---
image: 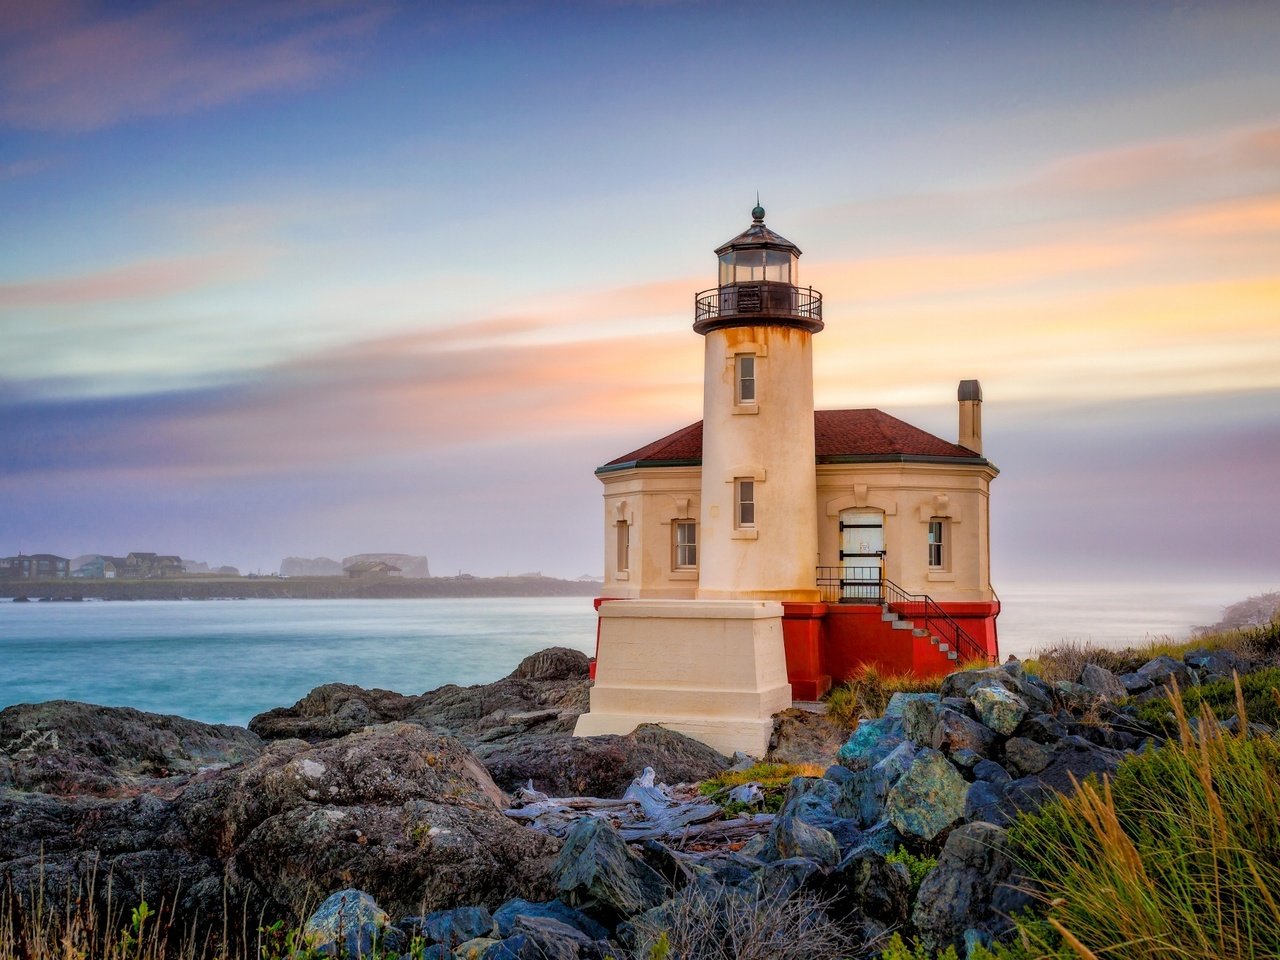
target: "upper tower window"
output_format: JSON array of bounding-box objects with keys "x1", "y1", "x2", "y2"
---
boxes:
[{"x1": 735, "y1": 354, "x2": 756, "y2": 404}]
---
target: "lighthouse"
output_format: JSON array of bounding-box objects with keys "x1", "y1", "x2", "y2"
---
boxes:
[{"x1": 695, "y1": 203, "x2": 822, "y2": 602}]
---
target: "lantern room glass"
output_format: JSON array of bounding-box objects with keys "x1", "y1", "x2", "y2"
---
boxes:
[{"x1": 718, "y1": 249, "x2": 798, "y2": 286}]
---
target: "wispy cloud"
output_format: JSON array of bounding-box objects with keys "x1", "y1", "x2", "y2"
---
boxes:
[
  {"x1": 0, "y1": 252, "x2": 258, "y2": 307},
  {"x1": 0, "y1": 0, "x2": 390, "y2": 132}
]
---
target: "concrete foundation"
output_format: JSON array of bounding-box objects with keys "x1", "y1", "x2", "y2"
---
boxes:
[{"x1": 573, "y1": 599, "x2": 793, "y2": 757}]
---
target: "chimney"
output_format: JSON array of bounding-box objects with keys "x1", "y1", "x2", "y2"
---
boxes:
[{"x1": 958, "y1": 379, "x2": 982, "y2": 454}]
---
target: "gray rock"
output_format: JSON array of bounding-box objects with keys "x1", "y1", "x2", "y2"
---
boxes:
[
  {"x1": 1183, "y1": 648, "x2": 1251, "y2": 678},
  {"x1": 403, "y1": 907, "x2": 496, "y2": 948},
  {"x1": 818, "y1": 847, "x2": 911, "y2": 931},
  {"x1": 1002, "y1": 737, "x2": 1053, "y2": 777},
  {"x1": 554, "y1": 818, "x2": 668, "y2": 924},
  {"x1": 884, "y1": 692, "x2": 940, "y2": 720},
  {"x1": 492, "y1": 900, "x2": 608, "y2": 941},
  {"x1": 1015, "y1": 713, "x2": 1067, "y2": 744},
  {"x1": 931, "y1": 708, "x2": 997, "y2": 757},
  {"x1": 913, "y1": 822, "x2": 1033, "y2": 953},
  {"x1": 835, "y1": 741, "x2": 917, "y2": 827},
  {"x1": 303, "y1": 889, "x2": 393, "y2": 957},
  {"x1": 1005, "y1": 738, "x2": 1126, "y2": 813},
  {"x1": 902, "y1": 698, "x2": 942, "y2": 745},
  {"x1": 1135, "y1": 656, "x2": 1195, "y2": 693},
  {"x1": 971, "y1": 759, "x2": 1011, "y2": 786},
  {"x1": 837, "y1": 717, "x2": 905, "y2": 771},
  {"x1": 963, "y1": 781, "x2": 1008, "y2": 826},
  {"x1": 886, "y1": 749, "x2": 969, "y2": 841},
  {"x1": 771, "y1": 813, "x2": 841, "y2": 867},
  {"x1": 940, "y1": 667, "x2": 1053, "y2": 715},
  {"x1": 1080, "y1": 664, "x2": 1128, "y2": 702},
  {"x1": 507, "y1": 915, "x2": 612, "y2": 960},
  {"x1": 1119, "y1": 672, "x2": 1152, "y2": 693},
  {"x1": 968, "y1": 685, "x2": 1027, "y2": 737}
]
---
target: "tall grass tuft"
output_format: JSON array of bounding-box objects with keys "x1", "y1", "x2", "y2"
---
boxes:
[
  {"x1": 1007, "y1": 674, "x2": 1280, "y2": 959},
  {"x1": 825, "y1": 665, "x2": 944, "y2": 726}
]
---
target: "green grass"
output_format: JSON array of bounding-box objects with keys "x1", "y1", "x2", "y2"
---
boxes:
[
  {"x1": 1134, "y1": 666, "x2": 1280, "y2": 732},
  {"x1": 696, "y1": 762, "x2": 824, "y2": 814},
  {"x1": 1003, "y1": 678, "x2": 1280, "y2": 959}
]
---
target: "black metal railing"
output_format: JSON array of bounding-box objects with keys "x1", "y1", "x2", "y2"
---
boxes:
[
  {"x1": 814, "y1": 566, "x2": 993, "y2": 665},
  {"x1": 816, "y1": 565, "x2": 882, "y2": 604},
  {"x1": 694, "y1": 282, "x2": 822, "y2": 329},
  {"x1": 881, "y1": 578, "x2": 991, "y2": 665}
]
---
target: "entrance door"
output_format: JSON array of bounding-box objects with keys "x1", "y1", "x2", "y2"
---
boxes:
[{"x1": 839, "y1": 509, "x2": 884, "y2": 602}]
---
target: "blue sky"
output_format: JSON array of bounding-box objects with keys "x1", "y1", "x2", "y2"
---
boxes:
[{"x1": 1, "y1": 0, "x2": 1278, "y2": 582}]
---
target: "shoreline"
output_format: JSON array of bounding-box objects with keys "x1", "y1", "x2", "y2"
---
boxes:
[{"x1": 0, "y1": 574, "x2": 602, "y2": 602}]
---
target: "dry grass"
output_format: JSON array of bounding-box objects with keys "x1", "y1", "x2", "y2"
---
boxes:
[
  {"x1": 1023, "y1": 625, "x2": 1267, "y2": 684},
  {"x1": 628, "y1": 882, "x2": 861, "y2": 960},
  {"x1": 1006, "y1": 674, "x2": 1280, "y2": 959},
  {"x1": 824, "y1": 665, "x2": 945, "y2": 726}
]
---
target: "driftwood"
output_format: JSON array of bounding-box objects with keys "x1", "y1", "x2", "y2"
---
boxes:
[{"x1": 504, "y1": 766, "x2": 774, "y2": 850}]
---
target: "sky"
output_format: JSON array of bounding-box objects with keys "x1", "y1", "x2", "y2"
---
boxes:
[{"x1": 1, "y1": 0, "x2": 1278, "y2": 585}]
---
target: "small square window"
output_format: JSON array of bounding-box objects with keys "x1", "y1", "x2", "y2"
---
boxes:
[
  {"x1": 736, "y1": 479, "x2": 755, "y2": 528},
  {"x1": 673, "y1": 520, "x2": 697, "y2": 569},
  {"x1": 735, "y1": 354, "x2": 756, "y2": 404}
]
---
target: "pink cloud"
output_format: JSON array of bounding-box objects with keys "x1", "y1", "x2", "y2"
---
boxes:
[
  {"x1": 0, "y1": 252, "x2": 255, "y2": 306},
  {"x1": 0, "y1": 0, "x2": 390, "y2": 132}
]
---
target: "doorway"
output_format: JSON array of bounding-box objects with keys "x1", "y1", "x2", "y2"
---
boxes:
[{"x1": 839, "y1": 509, "x2": 884, "y2": 602}]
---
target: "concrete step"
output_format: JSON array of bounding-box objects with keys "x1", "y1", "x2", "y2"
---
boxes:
[
  {"x1": 891, "y1": 619, "x2": 915, "y2": 631},
  {"x1": 937, "y1": 643, "x2": 950, "y2": 652},
  {"x1": 912, "y1": 628, "x2": 929, "y2": 637},
  {"x1": 948, "y1": 650, "x2": 958, "y2": 660},
  {"x1": 881, "y1": 611, "x2": 898, "y2": 622}
]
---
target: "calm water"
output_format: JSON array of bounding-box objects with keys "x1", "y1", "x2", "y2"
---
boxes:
[{"x1": 0, "y1": 583, "x2": 1269, "y2": 726}]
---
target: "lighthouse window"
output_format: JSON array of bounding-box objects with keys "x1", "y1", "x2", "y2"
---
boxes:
[
  {"x1": 764, "y1": 249, "x2": 792, "y2": 283},
  {"x1": 616, "y1": 521, "x2": 630, "y2": 573},
  {"x1": 928, "y1": 519, "x2": 946, "y2": 568},
  {"x1": 674, "y1": 521, "x2": 697, "y2": 569},
  {"x1": 735, "y1": 354, "x2": 756, "y2": 404},
  {"x1": 735, "y1": 479, "x2": 755, "y2": 528}
]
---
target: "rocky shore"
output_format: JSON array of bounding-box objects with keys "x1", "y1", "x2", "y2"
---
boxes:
[{"x1": 0, "y1": 642, "x2": 1267, "y2": 958}]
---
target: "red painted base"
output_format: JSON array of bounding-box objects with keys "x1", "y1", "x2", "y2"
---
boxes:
[{"x1": 591, "y1": 596, "x2": 999, "y2": 700}]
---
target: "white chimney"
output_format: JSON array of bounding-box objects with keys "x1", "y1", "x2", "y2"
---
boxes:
[{"x1": 958, "y1": 379, "x2": 982, "y2": 454}]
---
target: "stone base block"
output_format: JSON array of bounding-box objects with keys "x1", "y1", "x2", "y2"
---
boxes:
[{"x1": 572, "y1": 599, "x2": 793, "y2": 757}]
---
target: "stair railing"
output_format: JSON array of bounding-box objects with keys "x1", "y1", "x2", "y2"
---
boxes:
[{"x1": 881, "y1": 578, "x2": 993, "y2": 665}]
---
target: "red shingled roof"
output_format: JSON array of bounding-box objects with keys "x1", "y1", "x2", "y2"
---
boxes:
[{"x1": 600, "y1": 409, "x2": 982, "y2": 471}]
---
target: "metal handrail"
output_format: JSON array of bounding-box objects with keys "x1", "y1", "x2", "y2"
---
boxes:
[
  {"x1": 694, "y1": 282, "x2": 822, "y2": 327},
  {"x1": 881, "y1": 578, "x2": 991, "y2": 665},
  {"x1": 813, "y1": 566, "x2": 993, "y2": 664}
]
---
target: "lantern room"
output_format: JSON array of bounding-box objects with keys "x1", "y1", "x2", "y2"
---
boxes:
[{"x1": 694, "y1": 203, "x2": 822, "y2": 334}]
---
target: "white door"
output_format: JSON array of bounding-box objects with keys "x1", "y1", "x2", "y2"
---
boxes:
[{"x1": 839, "y1": 509, "x2": 884, "y2": 602}]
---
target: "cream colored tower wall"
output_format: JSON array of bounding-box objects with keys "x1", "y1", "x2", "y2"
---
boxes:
[
  {"x1": 697, "y1": 326, "x2": 820, "y2": 601},
  {"x1": 600, "y1": 467, "x2": 701, "y2": 599},
  {"x1": 815, "y1": 462, "x2": 996, "y2": 603}
]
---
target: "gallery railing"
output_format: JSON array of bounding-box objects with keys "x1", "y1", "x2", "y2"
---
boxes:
[{"x1": 694, "y1": 283, "x2": 822, "y2": 330}]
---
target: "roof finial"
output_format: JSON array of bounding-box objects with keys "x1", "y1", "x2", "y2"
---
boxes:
[{"x1": 751, "y1": 193, "x2": 765, "y2": 222}]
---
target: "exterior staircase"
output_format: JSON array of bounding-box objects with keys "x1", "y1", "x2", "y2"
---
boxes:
[{"x1": 881, "y1": 603, "x2": 958, "y2": 662}]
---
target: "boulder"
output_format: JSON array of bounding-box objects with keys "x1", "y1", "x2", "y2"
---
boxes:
[
  {"x1": 248, "y1": 684, "x2": 414, "y2": 742},
  {"x1": 968, "y1": 685, "x2": 1027, "y2": 736},
  {"x1": 963, "y1": 780, "x2": 1009, "y2": 826},
  {"x1": 0, "y1": 700, "x2": 262, "y2": 795},
  {"x1": 553, "y1": 818, "x2": 668, "y2": 925},
  {"x1": 1118, "y1": 672, "x2": 1152, "y2": 694},
  {"x1": 303, "y1": 889, "x2": 404, "y2": 958},
  {"x1": 902, "y1": 698, "x2": 942, "y2": 746},
  {"x1": 770, "y1": 813, "x2": 840, "y2": 867},
  {"x1": 482, "y1": 724, "x2": 728, "y2": 798},
  {"x1": 837, "y1": 717, "x2": 905, "y2": 771},
  {"x1": 931, "y1": 708, "x2": 997, "y2": 756},
  {"x1": 177, "y1": 723, "x2": 561, "y2": 916},
  {"x1": 885, "y1": 749, "x2": 969, "y2": 841},
  {"x1": 912, "y1": 822, "x2": 1032, "y2": 952},
  {"x1": 1015, "y1": 712, "x2": 1067, "y2": 744},
  {"x1": 835, "y1": 741, "x2": 917, "y2": 828},
  {"x1": 971, "y1": 759, "x2": 1011, "y2": 786},
  {"x1": 1135, "y1": 656, "x2": 1195, "y2": 693},
  {"x1": 767, "y1": 707, "x2": 847, "y2": 766},
  {"x1": 492, "y1": 900, "x2": 609, "y2": 941},
  {"x1": 883, "y1": 692, "x2": 941, "y2": 719},
  {"x1": 1079, "y1": 664, "x2": 1128, "y2": 702},
  {"x1": 1183, "y1": 648, "x2": 1251, "y2": 680},
  {"x1": 401, "y1": 906, "x2": 496, "y2": 948},
  {"x1": 818, "y1": 847, "x2": 911, "y2": 932},
  {"x1": 940, "y1": 667, "x2": 1053, "y2": 715},
  {"x1": 1005, "y1": 737, "x2": 1126, "y2": 814},
  {"x1": 1002, "y1": 736, "x2": 1053, "y2": 777}
]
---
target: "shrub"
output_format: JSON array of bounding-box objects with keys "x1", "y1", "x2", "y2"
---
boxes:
[
  {"x1": 885, "y1": 847, "x2": 937, "y2": 898},
  {"x1": 627, "y1": 883, "x2": 857, "y2": 960},
  {"x1": 1134, "y1": 666, "x2": 1280, "y2": 731},
  {"x1": 824, "y1": 665, "x2": 943, "y2": 725},
  {"x1": 1006, "y1": 677, "x2": 1280, "y2": 959}
]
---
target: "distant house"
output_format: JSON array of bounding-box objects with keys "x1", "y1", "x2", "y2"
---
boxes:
[
  {"x1": 0, "y1": 554, "x2": 70, "y2": 580},
  {"x1": 121, "y1": 552, "x2": 185, "y2": 578},
  {"x1": 344, "y1": 560, "x2": 402, "y2": 579}
]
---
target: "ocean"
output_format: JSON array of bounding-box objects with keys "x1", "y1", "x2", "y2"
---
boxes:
[{"x1": 0, "y1": 583, "x2": 1268, "y2": 727}]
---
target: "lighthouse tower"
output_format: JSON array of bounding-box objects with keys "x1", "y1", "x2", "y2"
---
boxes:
[{"x1": 695, "y1": 204, "x2": 822, "y2": 602}]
